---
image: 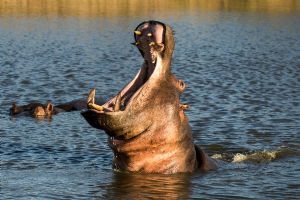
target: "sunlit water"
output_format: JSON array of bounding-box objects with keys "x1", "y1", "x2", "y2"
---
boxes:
[{"x1": 1, "y1": 1, "x2": 300, "y2": 199}]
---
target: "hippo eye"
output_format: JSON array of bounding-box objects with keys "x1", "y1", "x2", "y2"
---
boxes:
[{"x1": 147, "y1": 33, "x2": 152, "y2": 37}]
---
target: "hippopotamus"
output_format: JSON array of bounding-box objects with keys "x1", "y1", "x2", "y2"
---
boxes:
[
  {"x1": 10, "y1": 102, "x2": 60, "y2": 118},
  {"x1": 81, "y1": 20, "x2": 218, "y2": 174},
  {"x1": 10, "y1": 97, "x2": 104, "y2": 119}
]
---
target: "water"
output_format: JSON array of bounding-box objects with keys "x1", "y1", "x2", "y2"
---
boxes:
[{"x1": 1, "y1": 1, "x2": 300, "y2": 199}]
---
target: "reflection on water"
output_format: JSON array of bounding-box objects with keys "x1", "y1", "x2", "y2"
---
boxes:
[
  {"x1": 102, "y1": 172, "x2": 191, "y2": 199},
  {"x1": 1, "y1": 0, "x2": 300, "y2": 199},
  {"x1": 0, "y1": 0, "x2": 299, "y2": 18}
]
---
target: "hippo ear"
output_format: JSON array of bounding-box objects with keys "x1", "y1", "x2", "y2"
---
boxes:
[
  {"x1": 11, "y1": 103, "x2": 17, "y2": 111},
  {"x1": 46, "y1": 103, "x2": 54, "y2": 113},
  {"x1": 12, "y1": 102, "x2": 17, "y2": 108},
  {"x1": 10, "y1": 103, "x2": 18, "y2": 115}
]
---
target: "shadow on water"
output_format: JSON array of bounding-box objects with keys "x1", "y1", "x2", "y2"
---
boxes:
[{"x1": 99, "y1": 172, "x2": 192, "y2": 199}]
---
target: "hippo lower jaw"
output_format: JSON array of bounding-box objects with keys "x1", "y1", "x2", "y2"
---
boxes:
[{"x1": 81, "y1": 54, "x2": 163, "y2": 140}]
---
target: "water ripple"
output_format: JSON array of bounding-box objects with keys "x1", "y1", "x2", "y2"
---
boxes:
[{"x1": 1, "y1": 9, "x2": 299, "y2": 200}]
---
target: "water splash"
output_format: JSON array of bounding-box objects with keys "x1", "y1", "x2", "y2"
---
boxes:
[
  {"x1": 232, "y1": 151, "x2": 277, "y2": 163},
  {"x1": 211, "y1": 147, "x2": 298, "y2": 164}
]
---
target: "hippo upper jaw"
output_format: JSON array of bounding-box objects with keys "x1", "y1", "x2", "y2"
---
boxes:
[
  {"x1": 81, "y1": 21, "x2": 174, "y2": 139},
  {"x1": 81, "y1": 20, "x2": 176, "y2": 141}
]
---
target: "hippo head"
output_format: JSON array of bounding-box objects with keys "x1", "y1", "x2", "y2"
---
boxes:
[
  {"x1": 10, "y1": 102, "x2": 55, "y2": 119},
  {"x1": 81, "y1": 20, "x2": 186, "y2": 140}
]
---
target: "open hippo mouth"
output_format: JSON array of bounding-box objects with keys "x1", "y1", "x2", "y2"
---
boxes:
[
  {"x1": 81, "y1": 20, "x2": 177, "y2": 140},
  {"x1": 88, "y1": 21, "x2": 167, "y2": 113},
  {"x1": 133, "y1": 21, "x2": 166, "y2": 66}
]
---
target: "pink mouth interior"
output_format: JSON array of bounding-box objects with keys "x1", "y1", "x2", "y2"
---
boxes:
[{"x1": 96, "y1": 23, "x2": 165, "y2": 112}]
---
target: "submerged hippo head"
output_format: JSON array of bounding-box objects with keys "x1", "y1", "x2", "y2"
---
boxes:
[
  {"x1": 10, "y1": 102, "x2": 55, "y2": 119},
  {"x1": 9, "y1": 98, "x2": 95, "y2": 120},
  {"x1": 82, "y1": 21, "x2": 217, "y2": 173}
]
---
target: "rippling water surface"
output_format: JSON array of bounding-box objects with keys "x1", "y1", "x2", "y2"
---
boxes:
[{"x1": 1, "y1": 1, "x2": 299, "y2": 199}]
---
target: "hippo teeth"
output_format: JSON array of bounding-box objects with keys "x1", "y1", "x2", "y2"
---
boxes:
[
  {"x1": 151, "y1": 55, "x2": 155, "y2": 63},
  {"x1": 151, "y1": 53, "x2": 155, "y2": 63},
  {"x1": 87, "y1": 88, "x2": 104, "y2": 111},
  {"x1": 113, "y1": 92, "x2": 122, "y2": 112},
  {"x1": 88, "y1": 103, "x2": 104, "y2": 111},
  {"x1": 87, "y1": 88, "x2": 96, "y2": 104},
  {"x1": 150, "y1": 48, "x2": 156, "y2": 63}
]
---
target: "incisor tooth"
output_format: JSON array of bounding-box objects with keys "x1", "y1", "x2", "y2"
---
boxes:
[
  {"x1": 147, "y1": 33, "x2": 152, "y2": 37},
  {"x1": 134, "y1": 31, "x2": 142, "y2": 35}
]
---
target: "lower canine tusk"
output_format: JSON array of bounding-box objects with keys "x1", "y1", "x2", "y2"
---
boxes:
[
  {"x1": 114, "y1": 92, "x2": 122, "y2": 112},
  {"x1": 88, "y1": 103, "x2": 104, "y2": 111}
]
